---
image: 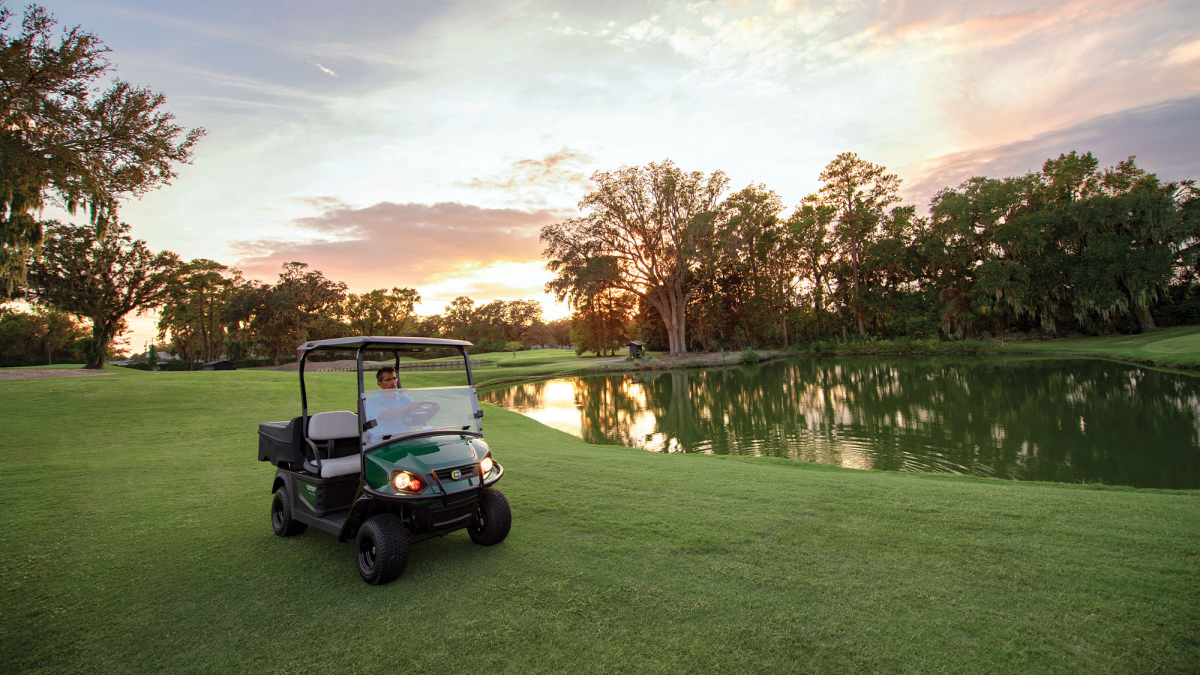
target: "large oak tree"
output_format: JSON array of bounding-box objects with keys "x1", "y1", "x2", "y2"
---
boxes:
[
  {"x1": 542, "y1": 160, "x2": 729, "y2": 355},
  {"x1": 26, "y1": 221, "x2": 179, "y2": 368}
]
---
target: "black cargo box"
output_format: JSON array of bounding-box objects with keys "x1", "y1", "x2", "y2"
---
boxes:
[{"x1": 258, "y1": 417, "x2": 305, "y2": 467}]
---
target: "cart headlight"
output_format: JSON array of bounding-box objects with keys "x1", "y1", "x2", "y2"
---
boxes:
[
  {"x1": 480, "y1": 457, "x2": 494, "y2": 474},
  {"x1": 392, "y1": 471, "x2": 425, "y2": 493}
]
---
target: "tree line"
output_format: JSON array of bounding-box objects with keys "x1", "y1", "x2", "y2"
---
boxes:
[
  {"x1": 543, "y1": 153, "x2": 1200, "y2": 355},
  {"x1": 7, "y1": 222, "x2": 569, "y2": 368}
]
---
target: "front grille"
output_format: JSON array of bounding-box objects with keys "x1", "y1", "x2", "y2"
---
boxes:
[{"x1": 434, "y1": 464, "x2": 478, "y2": 481}]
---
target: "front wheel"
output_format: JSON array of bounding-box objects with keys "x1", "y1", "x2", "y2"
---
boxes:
[
  {"x1": 468, "y1": 488, "x2": 512, "y2": 546},
  {"x1": 356, "y1": 514, "x2": 409, "y2": 585},
  {"x1": 271, "y1": 486, "x2": 307, "y2": 537}
]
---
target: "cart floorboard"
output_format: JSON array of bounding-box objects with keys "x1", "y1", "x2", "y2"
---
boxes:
[{"x1": 296, "y1": 508, "x2": 349, "y2": 535}]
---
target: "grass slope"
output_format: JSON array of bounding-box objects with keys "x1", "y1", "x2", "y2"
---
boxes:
[
  {"x1": 466, "y1": 348, "x2": 591, "y2": 365},
  {"x1": 1, "y1": 370, "x2": 1197, "y2": 672},
  {"x1": 1001, "y1": 325, "x2": 1200, "y2": 368}
]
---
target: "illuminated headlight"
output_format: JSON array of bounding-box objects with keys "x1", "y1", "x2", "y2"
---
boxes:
[
  {"x1": 391, "y1": 471, "x2": 425, "y2": 493},
  {"x1": 480, "y1": 457, "x2": 494, "y2": 474}
]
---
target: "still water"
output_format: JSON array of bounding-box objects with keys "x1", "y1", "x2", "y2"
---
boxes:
[{"x1": 481, "y1": 357, "x2": 1200, "y2": 489}]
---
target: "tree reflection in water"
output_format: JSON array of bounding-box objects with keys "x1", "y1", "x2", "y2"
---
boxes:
[{"x1": 481, "y1": 357, "x2": 1200, "y2": 488}]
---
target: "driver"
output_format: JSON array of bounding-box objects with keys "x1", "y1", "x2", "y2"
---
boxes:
[{"x1": 364, "y1": 367, "x2": 422, "y2": 440}]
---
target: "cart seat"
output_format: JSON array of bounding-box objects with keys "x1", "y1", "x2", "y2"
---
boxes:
[
  {"x1": 308, "y1": 411, "x2": 359, "y2": 440},
  {"x1": 305, "y1": 411, "x2": 361, "y2": 478},
  {"x1": 305, "y1": 455, "x2": 361, "y2": 478}
]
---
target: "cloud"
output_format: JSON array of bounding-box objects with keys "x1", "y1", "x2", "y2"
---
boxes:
[
  {"x1": 311, "y1": 61, "x2": 338, "y2": 77},
  {"x1": 231, "y1": 201, "x2": 566, "y2": 292},
  {"x1": 901, "y1": 95, "x2": 1200, "y2": 208},
  {"x1": 864, "y1": 0, "x2": 1151, "y2": 54},
  {"x1": 460, "y1": 149, "x2": 594, "y2": 191},
  {"x1": 1166, "y1": 38, "x2": 1200, "y2": 66},
  {"x1": 457, "y1": 149, "x2": 595, "y2": 207}
]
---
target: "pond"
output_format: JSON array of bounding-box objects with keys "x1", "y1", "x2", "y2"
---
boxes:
[{"x1": 481, "y1": 357, "x2": 1200, "y2": 489}]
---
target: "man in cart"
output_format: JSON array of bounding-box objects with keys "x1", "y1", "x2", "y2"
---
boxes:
[{"x1": 365, "y1": 366, "x2": 423, "y2": 441}]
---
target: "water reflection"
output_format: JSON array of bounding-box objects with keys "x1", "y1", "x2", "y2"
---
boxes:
[{"x1": 481, "y1": 358, "x2": 1200, "y2": 489}]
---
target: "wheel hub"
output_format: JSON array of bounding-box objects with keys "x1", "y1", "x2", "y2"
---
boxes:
[{"x1": 359, "y1": 539, "x2": 376, "y2": 570}]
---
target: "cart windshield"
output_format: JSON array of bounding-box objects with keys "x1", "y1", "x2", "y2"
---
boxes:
[{"x1": 361, "y1": 385, "x2": 482, "y2": 444}]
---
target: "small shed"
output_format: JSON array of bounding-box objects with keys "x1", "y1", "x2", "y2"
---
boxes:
[
  {"x1": 627, "y1": 341, "x2": 646, "y2": 359},
  {"x1": 203, "y1": 359, "x2": 237, "y2": 371}
]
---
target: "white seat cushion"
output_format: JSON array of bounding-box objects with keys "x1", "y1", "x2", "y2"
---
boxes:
[
  {"x1": 305, "y1": 455, "x2": 361, "y2": 478},
  {"x1": 308, "y1": 411, "x2": 358, "y2": 440}
]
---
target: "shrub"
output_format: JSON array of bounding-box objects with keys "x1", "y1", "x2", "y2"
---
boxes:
[{"x1": 739, "y1": 349, "x2": 761, "y2": 364}]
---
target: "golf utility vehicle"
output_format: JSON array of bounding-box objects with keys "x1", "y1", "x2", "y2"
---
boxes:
[{"x1": 257, "y1": 337, "x2": 510, "y2": 585}]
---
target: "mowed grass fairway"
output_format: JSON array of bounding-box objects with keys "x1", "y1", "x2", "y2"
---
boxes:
[
  {"x1": 1002, "y1": 325, "x2": 1200, "y2": 368},
  {"x1": 1, "y1": 368, "x2": 1198, "y2": 672}
]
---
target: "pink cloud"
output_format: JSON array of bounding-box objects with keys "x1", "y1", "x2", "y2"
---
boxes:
[
  {"x1": 231, "y1": 201, "x2": 565, "y2": 290},
  {"x1": 899, "y1": 95, "x2": 1200, "y2": 209},
  {"x1": 864, "y1": 0, "x2": 1151, "y2": 53}
]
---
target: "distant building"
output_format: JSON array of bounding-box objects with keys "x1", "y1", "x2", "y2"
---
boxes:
[
  {"x1": 627, "y1": 341, "x2": 646, "y2": 359},
  {"x1": 203, "y1": 359, "x2": 237, "y2": 371}
]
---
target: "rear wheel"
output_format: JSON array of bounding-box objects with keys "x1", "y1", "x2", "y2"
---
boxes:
[
  {"x1": 469, "y1": 488, "x2": 511, "y2": 546},
  {"x1": 271, "y1": 486, "x2": 307, "y2": 537},
  {"x1": 356, "y1": 514, "x2": 409, "y2": 585}
]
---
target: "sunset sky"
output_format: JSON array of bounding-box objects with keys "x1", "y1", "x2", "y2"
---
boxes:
[{"x1": 27, "y1": 0, "x2": 1200, "y2": 350}]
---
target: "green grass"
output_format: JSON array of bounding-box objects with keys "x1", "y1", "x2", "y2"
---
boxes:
[
  {"x1": 1, "y1": 369, "x2": 1197, "y2": 672},
  {"x1": 1001, "y1": 325, "x2": 1200, "y2": 368},
  {"x1": 467, "y1": 348, "x2": 585, "y2": 364},
  {"x1": 0, "y1": 363, "x2": 89, "y2": 370},
  {"x1": 400, "y1": 348, "x2": 587, "y2": 366}
]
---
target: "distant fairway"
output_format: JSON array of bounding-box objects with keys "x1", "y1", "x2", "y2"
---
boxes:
[{"x1": 1002, "y1": 325, "x2": 1200, "y2": 368}]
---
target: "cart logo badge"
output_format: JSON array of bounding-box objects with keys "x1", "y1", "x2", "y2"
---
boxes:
[{"x1": 451, "y1": 469, "x2": 462, "y2": 480}]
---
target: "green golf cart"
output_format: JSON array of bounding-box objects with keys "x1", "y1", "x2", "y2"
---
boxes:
[{"x1": 257, "y1": 336, "x2": 510, "y2": 585}]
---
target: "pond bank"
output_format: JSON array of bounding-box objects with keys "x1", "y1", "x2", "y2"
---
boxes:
[
  {"x1": 612, "y1": 325, "x2": 1200, "y2": 374},
  {"x1": 470, "y1": 327, "x2": 1200, "y2": 391}
]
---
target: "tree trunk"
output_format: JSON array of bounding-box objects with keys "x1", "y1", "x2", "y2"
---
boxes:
[
  {"x1": 673, "y1": 299, "x2": 688, "y2": 355},
  {"x1": 640, "y1": 284, "x2": 692, "y2": 356},
  {"x1": 199, "y1": 290, "x2": 209, "y2": 362},
  {"x1": 669, "y1": 288, "x2": 688, "y2": 355},
  {"x1": 1132, "y1": 304, "x2": 1156, "y2": 333},
  {"x1": 851, "y1": 245, "x2": 866, "y2": 335},
  {"x1": 86, "y1": 320, "x2": 112, "y2": 369}
]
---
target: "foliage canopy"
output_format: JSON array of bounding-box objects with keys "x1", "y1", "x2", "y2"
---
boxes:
[{"x1": 0, "y1": 4, "x2": 203, "y2": 287}]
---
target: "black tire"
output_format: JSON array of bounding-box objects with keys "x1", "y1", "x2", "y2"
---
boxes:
[
  {"x1": 468, "y1": 488, "x2": 512, "y2": 546},
  {"x1": 356, "y1": 514, "x2": 409, "y2": 585},
  {"x1": 271, "y1": 486, "x2": 307, "y2": 537}
]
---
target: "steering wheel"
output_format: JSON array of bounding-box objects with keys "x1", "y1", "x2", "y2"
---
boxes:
[{"x1": 401, "y1": 401, "x2": 440, "y2": 427}]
